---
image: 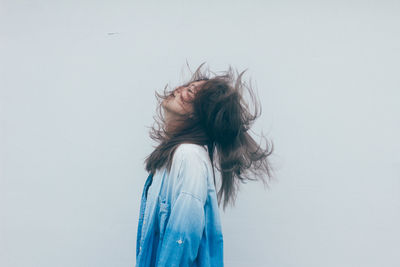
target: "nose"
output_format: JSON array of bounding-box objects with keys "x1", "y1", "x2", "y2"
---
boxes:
[{"x1": 174, "y1": 86, "x2": 184, "y2": 95}]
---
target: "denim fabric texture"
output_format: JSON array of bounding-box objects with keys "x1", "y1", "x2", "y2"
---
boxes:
[{"x1": 136, "y1": 143, "x2": 224, "y2": 267}]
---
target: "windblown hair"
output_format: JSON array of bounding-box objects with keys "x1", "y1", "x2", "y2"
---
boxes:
[{"x1": 144, "y1": 62, "x2": 275, "y2": 211}]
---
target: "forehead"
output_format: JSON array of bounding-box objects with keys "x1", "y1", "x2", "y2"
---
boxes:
[{"x1": 189, "y1": 80, "x2": 207, "y2": 87}]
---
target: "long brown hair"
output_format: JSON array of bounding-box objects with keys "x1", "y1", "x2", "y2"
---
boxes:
[{"x1": 144, "y1": 62, "x2": 276, "y2": 211}]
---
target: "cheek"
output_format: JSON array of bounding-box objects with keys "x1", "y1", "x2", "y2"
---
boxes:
[
  {"x1": 182, "y1": 92, "x2": 195, "y2": 103},
  {"x1": 181, "y1": 103, "x2": 194, "y2": 112},
  {"x1": 180, "y1": 92, "x2": 187, "y2": 101}
]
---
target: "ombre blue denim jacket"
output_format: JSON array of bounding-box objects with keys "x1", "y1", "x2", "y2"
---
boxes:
[{"x1": 136, "y1": 143, "x2": 224, "y2": 267}]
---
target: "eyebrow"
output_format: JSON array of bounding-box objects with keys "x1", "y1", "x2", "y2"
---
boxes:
[{"x1": 182, "y1": 81, "x2": 202, "y2": 92}]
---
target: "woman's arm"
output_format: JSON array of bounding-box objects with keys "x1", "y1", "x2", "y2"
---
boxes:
[
  {"x1": 156, "y1": 146, "x2": 208, "y2": 266},
  {"x1": 156, "y1": 191, "x2": 205, "y2": 266}
]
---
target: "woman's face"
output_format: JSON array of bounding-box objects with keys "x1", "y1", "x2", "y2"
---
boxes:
[{"x1": 162, "y1": 80, "x2": 207, "y2": 116}]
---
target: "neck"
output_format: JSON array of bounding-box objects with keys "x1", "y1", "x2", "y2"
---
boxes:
[{"x1": 164, "y1": 111, "x2": 184, "y2": 133}]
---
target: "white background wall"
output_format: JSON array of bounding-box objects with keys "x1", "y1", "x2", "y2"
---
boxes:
[{"x1": 1, "y1": 1, "x2": 399, "y2": 266}]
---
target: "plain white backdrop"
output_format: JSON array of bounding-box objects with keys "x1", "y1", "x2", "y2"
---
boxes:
[{"x1": 1, "y1": 1, "x2": 399, "y2": 266}]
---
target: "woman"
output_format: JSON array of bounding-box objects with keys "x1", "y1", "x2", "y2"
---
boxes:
[{"x1": 136, "y1": 63, "x2": 275, "y2": 266}]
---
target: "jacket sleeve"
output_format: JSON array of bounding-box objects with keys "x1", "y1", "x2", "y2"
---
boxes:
[{"x1": 156, "y1": 147, "x2": 208, "y2": 266}]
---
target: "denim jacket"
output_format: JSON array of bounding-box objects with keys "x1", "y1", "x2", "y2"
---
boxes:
[{"x1": 135, "y1": 143, "x2": 224, "y2": 266}]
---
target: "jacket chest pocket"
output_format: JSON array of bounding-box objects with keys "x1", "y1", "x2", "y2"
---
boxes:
[{"x1": 158, "y1": 198, "x2": 171, "y2": 240}]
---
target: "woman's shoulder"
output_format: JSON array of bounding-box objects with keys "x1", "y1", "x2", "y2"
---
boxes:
[
  {"x1": 175, "y1": 143, "x2": 207, "y2": 156},
  {"x1": 174, "y1": 143, "x2": 209, "y2": 166}
]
